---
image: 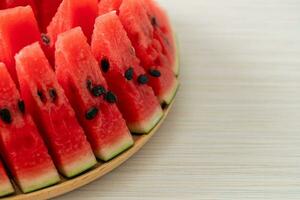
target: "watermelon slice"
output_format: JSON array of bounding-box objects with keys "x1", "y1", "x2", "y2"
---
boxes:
[
  {"x1": 47, "y1": 0, "x2": 98, "y2": 45},
  {"x1": 91, "y1": 12, "x2": 163, "y2": 133},
  {"x1": 0, "y1": 160, "x2": 14, "y2": 197},
  {"x1": 35, "y1": 0, "x2": 62, "y2": 32},
  {"x1": 55, "y1": 27, "x2": 134, "y2": 161},
  {"x1": 98, "y1": 0, "x2": 178, "y2": 104},
  {"x1": 15, "y1": 42, "x2": 97, "y2": 178},
  {"x1": 0, "y1": 63, "x2": 60, "y2": 193},
  {"x1": 0, "y1": 6, "x2": 41, "y2": 84}
]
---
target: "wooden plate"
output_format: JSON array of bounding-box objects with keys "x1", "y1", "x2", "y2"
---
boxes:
[{"x1": 2, "y1": 96, "x2": 177, "y2": 200}]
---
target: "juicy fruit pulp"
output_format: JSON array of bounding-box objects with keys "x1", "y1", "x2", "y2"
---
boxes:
[
  {"x1": 98, "y1": 0, "x2": 122, "y2": 15},
  {"x1": 55, "y1": 27, "x2": 134, "y2": 161},
  {"x1": 47, "y1": 0, "x2": 98, "y2": 45},
  {"x1": 15, "y1": 42, "x2": 97, "y2": 178},
  {"x1": 0, "y1": 160, "x2": 14, "y2": 197},
  {"x1": 91, "y1": 12, "x2": 163, "y2": 133},
  {"x1": 143, "y1": 0, "x2": 178, "y2": 75},
  {"x1": 98, "y1": 0, "x2": 178, "y2": 75},
  {"x1": 0, "y1": 63, "x2": 60, "y2": 193},
  {"x1": 45, "y1": 0, "x2": 98, "y2": 65},
  {"x1": 0, "y1": 6, "x2": 41, "y2": 84},
  {"x1": 2, "y1": 0, "x2": 37, "y2": 16},
  {"x1": 36, "y1": 0, "x2": 62, "y2": 32},
  {"x1": 98, "y1": 0, "x2": 178, "y2": 104}
]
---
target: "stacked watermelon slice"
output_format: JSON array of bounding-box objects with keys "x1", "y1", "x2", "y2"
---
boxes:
[{"x1": 0, "y1": 0, "x2": 179, "y2": 196}]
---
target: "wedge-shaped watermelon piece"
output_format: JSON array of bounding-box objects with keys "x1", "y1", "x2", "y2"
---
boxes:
[
  {"x1": 35, "y1": 0, "x2": 62, "y2": 32},
  {"x1": 0, "y1": 6, "x2": 41, "y2": 84},
  {"x1": 55, "y1": 27, "x2": 134, "y2": 161},
  {"x1": 47, "y1": 0, "x2": 98, "y2": 45},
  {"x1": 91, "y1": 12, "x2": 163, "y2": 134},
  {"x1": 98, "y1": 0, "x2": 178, "y2": 104},
  {"x1": 0, "y1": 160, "x2": 14, "y2": 197},
  {"x1": 15, "y1": 42, "x2": 97, "y2": 178},
  {"x1": 0, "y1": 63, "x2": 60, "y2": 193}
]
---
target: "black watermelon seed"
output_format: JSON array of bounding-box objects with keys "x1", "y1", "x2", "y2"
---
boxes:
[
  {"x1": 41, "y1": 33, "x2": 50, "y2": 45},
  {"x1": 37, "y1": 90, "x2": 46, "y2": 103},
  {"x1": 151, "y1": 16, "x2": 157, "y2": 27},
  {"x1": 125, "y1": 67, "x2": 134, "y2": 80},
  {"x1": 49, "y1": 88, "x2": 57, "y2": 102},
  {"x1": 137, "y1": 75, "x2": 149, "y2": 84},
  {"x1": 86, "y1": 79, "x2": 93, "y2": 91},
  {"x1": 149, "y1": 69, "x2": 161, "y2": 77},
  {"x1": 0, "y1": 109, "x2": 12, "y2": 124},
  {"x1": 92, "y1": 85, "x2": 106, "y2": 97},
  {"x1": 105, "y1": 91, "x2": 117, "y2": 104},
  {"x1": 18, "y1": 100, "x2": 25, "y2": 114},
  {"x1": 100, "y1": 58, "x2": 110, "y2": 73},
  {"x1": 86, "y1": 107, "x2": 99, "y2": 120},
  {"x1": 161, "y1": 102, "x2": 168, "y2": 110}
]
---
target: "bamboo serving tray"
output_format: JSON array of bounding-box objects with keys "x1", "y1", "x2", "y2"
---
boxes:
[{"x1": 2, "y1": 95, "x2": 177, "y2": 200}]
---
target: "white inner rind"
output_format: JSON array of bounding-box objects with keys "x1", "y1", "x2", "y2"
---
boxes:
[
  {"x1": 128, "y1": 107, "x2": 163, "y2": 134},
  {"x1": 0, "y1": 182, "x2": 14, "y2": 197},
  {"x1": 95, "y1": 133, "x2": 134, "y2": 162},
  {"x1": 18, "y1": 170, "x2": 60, "y2": 193},
  {"x1": 59, "y1": 151, "x2": 97, "y2": 178}
]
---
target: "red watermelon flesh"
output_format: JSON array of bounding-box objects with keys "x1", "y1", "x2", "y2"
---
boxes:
[
  {"x1": 45, "y1": 0, "x2": 98, "y2": 67},
  {"x1": 0, "y1": 2, "x2": 5, "y2": 9},
  {"x1": 3, "y1": 0, "x2": 38, "y2": 17},
  {"x1": 0, "y1": 160, "x2": 14, "y2": 197},
  {"x1": 91, "y1": 12, "x2": 163, "y2": 133},
  {"x1": 47, "y1": 0, "x2": 98, "y2": 45},
  {"x1": 0, "y1": 6, "x2": 41, "y2": 84},
  {"x1": 55, "y1": 27, "x2": 134, "y2": 161},
  {"x1": 98, "y1": 0, "x2": 178, "y2": 75},
  {"x1": 98, "y1": 0, "x2": 122, "y2": 15},
  {"x1": 98, "y1": 0, "x2": 178, "y2": 104},
  {"x1": 143, "y1": 0, "x2": 178, "y2": 75},
  {"x1": 35, "y1": 0, "x2": 62, "y2": 32},
  {"x1": 0, "y1": 63, "x2": 60, "y2": 193},
  {"x1": 15, "y1": 42, "x2": 97, "y2": 178}
]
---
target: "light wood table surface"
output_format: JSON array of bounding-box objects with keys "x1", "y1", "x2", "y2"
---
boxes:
[{"x1": 57, "y1": 0, "x2": 300, "y2": 199}]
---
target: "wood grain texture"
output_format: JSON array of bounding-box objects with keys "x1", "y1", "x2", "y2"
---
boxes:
[{"x1": 55, "y1": 0, "x2": 300, "y2": 199}]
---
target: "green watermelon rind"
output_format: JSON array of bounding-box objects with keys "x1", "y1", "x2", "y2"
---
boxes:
[
  {"x1": 128, "y1": 107, "x2": 163, "y2": 134},
  {"x1": 60, "y1": 153, "x2": 97, "y2": 178},
  {"x1": 0, "y1": 183, "x2": 14, "y2": 197},
  {"x1": 97, "y1": 134, "x2": 134, "y2": 162},
  {"x1": 20, "y1": 172, "x2": 60, "y2": 193}
]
